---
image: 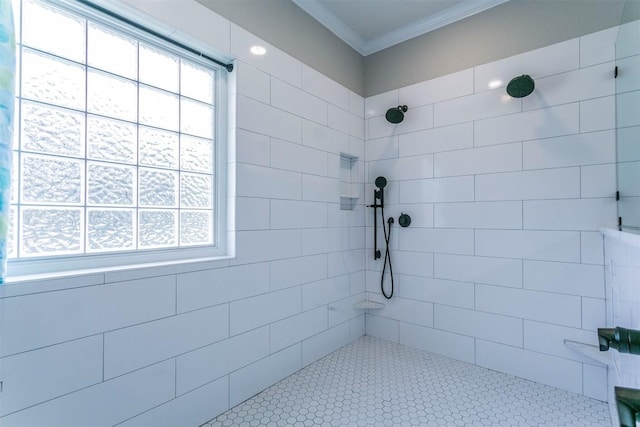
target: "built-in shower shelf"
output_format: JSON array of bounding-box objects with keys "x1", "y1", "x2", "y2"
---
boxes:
[
  {"x1": 340, "y1": 153, "x2": 360, "y2": 210},
  {"x1": 563, "y1": 340, "x2": 613, "y2": 366},
  {"x1": 353, "y1": 300, "x2": 385, "y2": 310}
]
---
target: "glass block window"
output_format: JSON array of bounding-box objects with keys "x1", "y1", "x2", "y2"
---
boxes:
[{"x1": 10, "y1": 0, "x2": 222, "y2": 267}]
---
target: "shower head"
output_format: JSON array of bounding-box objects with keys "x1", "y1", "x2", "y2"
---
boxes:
[
  {"x1": 375, "y1": 176, "x2": 387, "y2": 189},
  {"x1": 385, "y1": 105, "x2": 408, "y2": 124},
  {"x1": 506, "y1": 75, "x2": 535, "y2": 98}
]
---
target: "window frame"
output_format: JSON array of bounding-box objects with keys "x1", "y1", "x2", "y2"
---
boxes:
[{"x1": 8, "y1": 0, "x2": 230, "y2": 278}]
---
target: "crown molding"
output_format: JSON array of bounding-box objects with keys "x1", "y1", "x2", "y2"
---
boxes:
[
  {"x1": 362, "y1": 0, "x2": 511, "y2": 55},
  {"x1": 293, "y1": 0, "x2": 511, "y2": 56},
  {"x1": 292, "y1": 0, "x2": 367, "y2": 54}
]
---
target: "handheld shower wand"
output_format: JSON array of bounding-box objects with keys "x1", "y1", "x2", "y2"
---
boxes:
[
  {"x1": 368, "y1": 177, "x2": 394, "y2": 299},
  {"x1": 368, "y1": 177, "x2": 387, "y2": 259}
]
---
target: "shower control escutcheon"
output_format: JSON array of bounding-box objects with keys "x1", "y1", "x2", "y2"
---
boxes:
[{"x1": 398, "y1": 213, "x2": 411, "y2": 227}]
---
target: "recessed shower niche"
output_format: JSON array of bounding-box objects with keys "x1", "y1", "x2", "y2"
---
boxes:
[{"x1": 339, "y1": 153, "x2": 360, "y2": 210}]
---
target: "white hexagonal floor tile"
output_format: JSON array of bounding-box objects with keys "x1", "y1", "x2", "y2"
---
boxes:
[{"x1": 203, "y1": 336, "x2": 611, "y2": 426}]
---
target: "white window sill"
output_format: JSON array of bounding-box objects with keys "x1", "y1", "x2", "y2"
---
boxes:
[{"x1": 0, "y1": 255, "x2": 235, "y2": 298}]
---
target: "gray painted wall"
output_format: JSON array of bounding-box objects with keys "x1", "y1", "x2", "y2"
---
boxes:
[
  {"x1": 198, "y1": 0, "x2": 638, "y2": 97},
  {"x1": 365, "y1": 0, "x2": 633, "y2": 96},
  {"x1": 196, "y1": 0, "x2": 365, "y2": 95}
]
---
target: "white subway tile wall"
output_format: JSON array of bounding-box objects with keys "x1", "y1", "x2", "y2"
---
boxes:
[
  {"x1": 0, "y1": 2, "x2": 366, "y2": 425},
  {"x1": 0, "y1": 336, "x2": 104, "y2": 417},
  {"x1": 365, "y1": 25, "x2": 618, "y2": 401}
]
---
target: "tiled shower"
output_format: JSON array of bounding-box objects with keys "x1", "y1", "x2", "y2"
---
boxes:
[
  {"x1": 0, "y1": 0, "x2": 638, "y2": 426},
  {"x1": 363, "y1": 32, "x2": 617, "y2": 400}
]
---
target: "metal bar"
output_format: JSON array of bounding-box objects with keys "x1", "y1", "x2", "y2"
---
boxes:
[
  {"x1": 373, "y1": 194, "x2": 379, "y2": 259},
  {"x1": 77, "y1": 0, "x2": 234, "y2": 72}
]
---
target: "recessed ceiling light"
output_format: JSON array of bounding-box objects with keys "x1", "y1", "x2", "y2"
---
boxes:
[
  {"x1": 250, "y1": 45, "x2": 266, "y2": 56},
  {"x1": 488, "y1": 80, "x2": 503, "y2": 89}
]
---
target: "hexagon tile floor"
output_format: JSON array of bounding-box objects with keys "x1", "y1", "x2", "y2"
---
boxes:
[{"x1": 203, "y1": 336, "x2": 611, "y2": 427}]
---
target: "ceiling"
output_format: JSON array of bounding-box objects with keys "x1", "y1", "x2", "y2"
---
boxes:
[{"x1": 292, "y1": 0, "x2": 511, "y2": 56}]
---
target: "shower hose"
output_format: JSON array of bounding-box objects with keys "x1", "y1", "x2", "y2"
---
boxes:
[{"x1": 380, "y1": 208, "x2": 394, "y2": 299}]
